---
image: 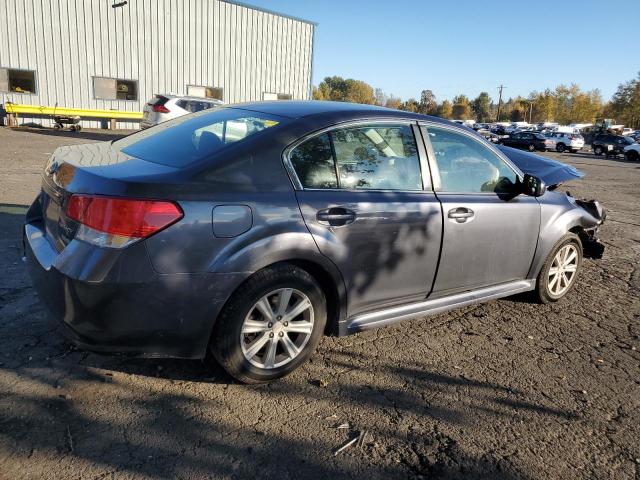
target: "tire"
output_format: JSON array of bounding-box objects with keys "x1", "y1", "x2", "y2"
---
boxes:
[
  {"x1": 209, "y1": 263, "x2": 327, "y2": 384},
  {"x1": 570, "y1": 149, "x2": 578, "y2": 154},
  {"x1": 556, "y1": 143, "x2": 566, "y2": 153},
  {"x1": 593, "y1": 146, "x2": 604, "y2": 156},
  {"x1": 533, "y1": 233, "x2": 582, "y2": 304},
  {"x1": 626, "y1": 150, "x2": 639, "y2": 162},
  {"x1": 528, "y1": 143, "x2": 536, "y2": 152}
]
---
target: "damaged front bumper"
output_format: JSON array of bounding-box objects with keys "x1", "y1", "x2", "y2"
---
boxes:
[{"x1": 576, "y1": 199, "x2": 606, "y2": 259}]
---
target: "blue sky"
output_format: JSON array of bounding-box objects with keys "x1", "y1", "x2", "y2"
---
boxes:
[{"x1": 247, "y1": 0, "x2": 639, "y2": 102}]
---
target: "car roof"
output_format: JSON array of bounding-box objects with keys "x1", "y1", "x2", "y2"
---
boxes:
[{"x1": 222, "y1": 100, "x2": 452, "y2": 125}]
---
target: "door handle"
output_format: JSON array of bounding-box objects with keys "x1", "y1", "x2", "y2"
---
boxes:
[
  {"x1": 447, "y1": 207, "x2": 474, "y2": 223},
  {"x1": 316, "y1": 207, "x2": 356, "y2": 226}
]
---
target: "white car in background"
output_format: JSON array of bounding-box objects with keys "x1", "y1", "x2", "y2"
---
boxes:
[
  {"x1": 551, "y1": 132, "x2": 585, "y2": 153},
  {"x1": 141, "y1": 94, "x2": 224, "y2": 129},
  {"x1": 624, "y1": 143, "x2": 640, "y2": 161}
]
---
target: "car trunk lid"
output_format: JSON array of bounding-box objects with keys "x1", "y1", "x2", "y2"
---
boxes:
[{"x1": 39, "y1": 141, "x2": 180, "y2": 251}]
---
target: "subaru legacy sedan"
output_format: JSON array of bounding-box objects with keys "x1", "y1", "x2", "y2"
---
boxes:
[{"x1": 24, "y1": 101, "x2": 605, "y2": 383}]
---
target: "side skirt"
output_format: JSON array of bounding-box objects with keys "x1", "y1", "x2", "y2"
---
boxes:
[{"x1": 344, "y1": 280, "x2": 535, "y2": 334}]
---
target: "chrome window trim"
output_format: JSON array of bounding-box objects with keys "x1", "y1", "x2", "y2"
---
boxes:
[
  {"x1": 418, "y1": 121, "x2": 524, "y2": 195},
  {"x1": 282, "y1": 119, "x2": 430, "y2": 192}
]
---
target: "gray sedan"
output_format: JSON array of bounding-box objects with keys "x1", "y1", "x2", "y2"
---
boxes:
[{"x1": 24, "y1": 101, "x2": 605, "y2": 383}]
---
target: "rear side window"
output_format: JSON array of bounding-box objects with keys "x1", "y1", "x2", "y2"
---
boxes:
[
  {"x1": 288, "y1": 124, "x2": 422, "y2": 191},
  {"x1": 289, "y1": 134, "x2": 337, "y2": 189},
  {"x1": 115, "y1": 108, "x2": 284, "y2": 167}
]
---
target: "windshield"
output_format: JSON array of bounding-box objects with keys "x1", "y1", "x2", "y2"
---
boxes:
[{"x1": 115, "y1": 107, "x2": 285, "y2": 167}]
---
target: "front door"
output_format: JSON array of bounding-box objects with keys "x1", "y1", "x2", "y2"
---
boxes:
[
  {"x1": 421, "y1": 123, "x2": 541, "y2": 296},
  {"x1": 287, "y1": 122, "x2": 443, "y2": 316}
]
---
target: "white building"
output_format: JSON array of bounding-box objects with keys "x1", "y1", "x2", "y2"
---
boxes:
[{"x1": 0, "y1": 0, "x2": 316, "y2": 127}]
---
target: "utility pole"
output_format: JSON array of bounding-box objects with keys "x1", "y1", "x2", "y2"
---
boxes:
[{"x1": 496, "y1": 85, "x2": 506, "y2": 122}]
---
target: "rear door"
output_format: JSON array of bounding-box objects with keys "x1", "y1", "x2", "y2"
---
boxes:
[
  {"x1": 420, "y1": 123, "x2": 540, "y2": 296},
  {"x1": 287, "y1": 121, "x2": 443, "y2": 316}
]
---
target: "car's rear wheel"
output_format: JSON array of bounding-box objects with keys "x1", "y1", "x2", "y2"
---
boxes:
[
  {"x1": 528, "y1": 143, "x2": 536, "y2": 152},
  {"x1": 209, "y1": 264, "x2": 326, "y2": 383},
  {"x1": 556, "y1": 143, "x2": 566, "y2": 153},
  {"x1": 534, "y1": 233, "x2": 582, "y2": 304},
  {"x1": 626, "y1": 150, "x2": 639, "y2": 161},
  {"x1": 594, "y1": 146, "x2": 604, "y2": 155},
  {"x1": 570, "y1": 149, "x2": 578, "y2": 153}
]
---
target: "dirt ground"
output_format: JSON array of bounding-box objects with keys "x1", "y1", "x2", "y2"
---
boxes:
[{"x1": 0, "y1": 126, "x2": 638, "y2": 480}]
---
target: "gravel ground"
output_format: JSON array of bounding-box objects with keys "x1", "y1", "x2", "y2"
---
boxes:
[{"x1": 0, "y1": 127, "x2": 638, "y2": 480}]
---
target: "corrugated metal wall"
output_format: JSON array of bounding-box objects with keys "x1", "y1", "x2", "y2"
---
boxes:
[{"x1": 0, "y1": 0, "x2": 315, "y2": 128}]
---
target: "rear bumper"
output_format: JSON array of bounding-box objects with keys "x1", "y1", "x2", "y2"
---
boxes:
[{"x1": 24, "y1": 221, "x2": 246, "y2": 359}]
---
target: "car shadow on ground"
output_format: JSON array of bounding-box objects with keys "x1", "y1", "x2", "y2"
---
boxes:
[{"x1": 1, "y1": 203, "x2": 576, "y2": 478}]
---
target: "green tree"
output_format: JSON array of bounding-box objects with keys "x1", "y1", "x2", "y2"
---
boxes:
[
  {"x1": 418, "y1": 90, "x2": 437, "y2": 115},
  {"x1": 452, "y1": 95, "x2": 472, "y2": 119},
  {"x1": 606, "y1": 73, "x2": 640, "y2": 128},
  {"x1": 437, "y1": 100, "x2": 453, "y2": 119},
  {"x1": 385, "y1": 95, "x2": 403, "y2": 110},
  {"x1": 472, "y1": 92, "x2": 492, "y2": 122},
  {"x1": 312, "y1": 76, "x2": 375, "y2": 104},
  {"x1": 400, "y1": 98, "x2": 420, "y2": 112}
]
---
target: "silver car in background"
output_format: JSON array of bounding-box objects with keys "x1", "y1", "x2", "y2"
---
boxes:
[{"x1": 141, "y1": 94, "x2": 223, "y2": 129}]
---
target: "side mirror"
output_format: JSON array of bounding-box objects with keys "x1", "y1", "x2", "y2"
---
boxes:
[{"x1": 522, "y1": 174, "x2": 546, "y2": 197}]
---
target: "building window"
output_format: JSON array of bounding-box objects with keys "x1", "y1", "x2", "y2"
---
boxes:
[
  {"x1": 186, "y1": 85, "x2": 224, "y2": 100},
  {"x1": 263, "y1": 92, "x2": 293, "y2": 100},
  {"x1": 0, "y1": 68, "x2": 37, "y2": 94},
  {"x1": 93, "y1": 77, "x2": 138, "y2": 101}
]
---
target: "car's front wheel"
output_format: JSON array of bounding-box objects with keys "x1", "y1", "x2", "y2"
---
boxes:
[
  {"x1": 210, "y1": 264, "x2": 326, "y2": 383},
  {"x1": 594, "y1": 146, "x2": 604, "y2": 155},
  {"x1": 626, "y1": 150, "x2": 639, "y2": 162},
  {"x1": 534, "y1": 233, "x2": 582, "y2": 303},
  {"x1": 556, "y1": 143, "x2": 566, "y2": 153}
]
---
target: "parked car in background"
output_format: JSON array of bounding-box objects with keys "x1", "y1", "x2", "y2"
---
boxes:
[
  {"x1": 552, "y1": 132, "x2": 585, "y2": 153},
  {"x1": 501, "y1": 131, "x2": 555, "y2": 151},
  {"x1": 624, "y1": 143, "x2": 640, "y2": 161},
  {"x1": 591, "y1": 134, "x2": 636, "y2": 156},
  {"x1": 24, "y1": 102, "x2": 607, "y2": 383},
  {"x1": 621, "y1": 128, "x2": 634, "y2": 136},
  {"x1": 141, "y1": 94, "x2": 223, "y2": 129}
]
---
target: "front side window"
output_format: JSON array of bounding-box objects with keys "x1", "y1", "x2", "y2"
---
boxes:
[
  {"x1": 0, "y1": 68, "x2": 36, "y2": 94},
  {"x1": 94, "y1": 77, "x2": 138, "y2": 100},
  {"x1": 114, "y1": 107, "x2": 283, "y2": 167},
  {"x1": 288, "y1": 124, "x2": 423, "y2": 191},
  {"x1": 427, "y1": 126, "x2": 517, "y2": 194}
]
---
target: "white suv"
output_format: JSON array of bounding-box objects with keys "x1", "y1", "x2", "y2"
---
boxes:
[
  {"x1": 141, "y1": 94, "x2": 223, "y2": 129},
  {"x1": 552, "y1": 132, "x2": 585, "y2": 153}
]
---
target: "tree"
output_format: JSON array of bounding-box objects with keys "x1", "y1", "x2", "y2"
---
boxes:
[
  {"x1": 452, "y1": 95, "x2": 472, "y2": 119},
  {"x1": 472, "y1": 92, "x2": 492, "y2": 122},
  {"x1": 311, "y1": 76, "x2": 375, "y2": 104},
  {"x1": 437, "y1": 100, "x2": 453, "y2": 119},
  {"x1": 607, "y1": 72, "x2": 640, "y2": 128},
  {"x1": 374, "y1": 88, "x2": 387, "y2": 106},
  {"x1": 385, "y1": 95, "x2": 403, "y2": 110},
  {"x1": 400, "y1": 98, "x2": 419, "y2": 112},
  {"x1": 418, "y1": 90, "x2": 437, "y2": 115}
]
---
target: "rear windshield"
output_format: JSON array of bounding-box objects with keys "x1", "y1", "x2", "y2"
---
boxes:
[{"x1": 115, "y1": 107, "x2": 285, "y2": 167}]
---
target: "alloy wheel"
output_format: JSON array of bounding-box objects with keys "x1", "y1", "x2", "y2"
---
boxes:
[
  {"x1": 240, "y1": 288, "x2": 314, "y2": 369},
  {"x1": 547, "y1": 244, "x2": 579, "y2": 296}
]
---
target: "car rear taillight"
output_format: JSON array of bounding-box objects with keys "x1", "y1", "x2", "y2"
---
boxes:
[
  {"x1": 152, "y1": 104, "x2": 170, "y2": 113},
  {"x1": 66, "y1": 195, "x2": 183, "y2": 248}
]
